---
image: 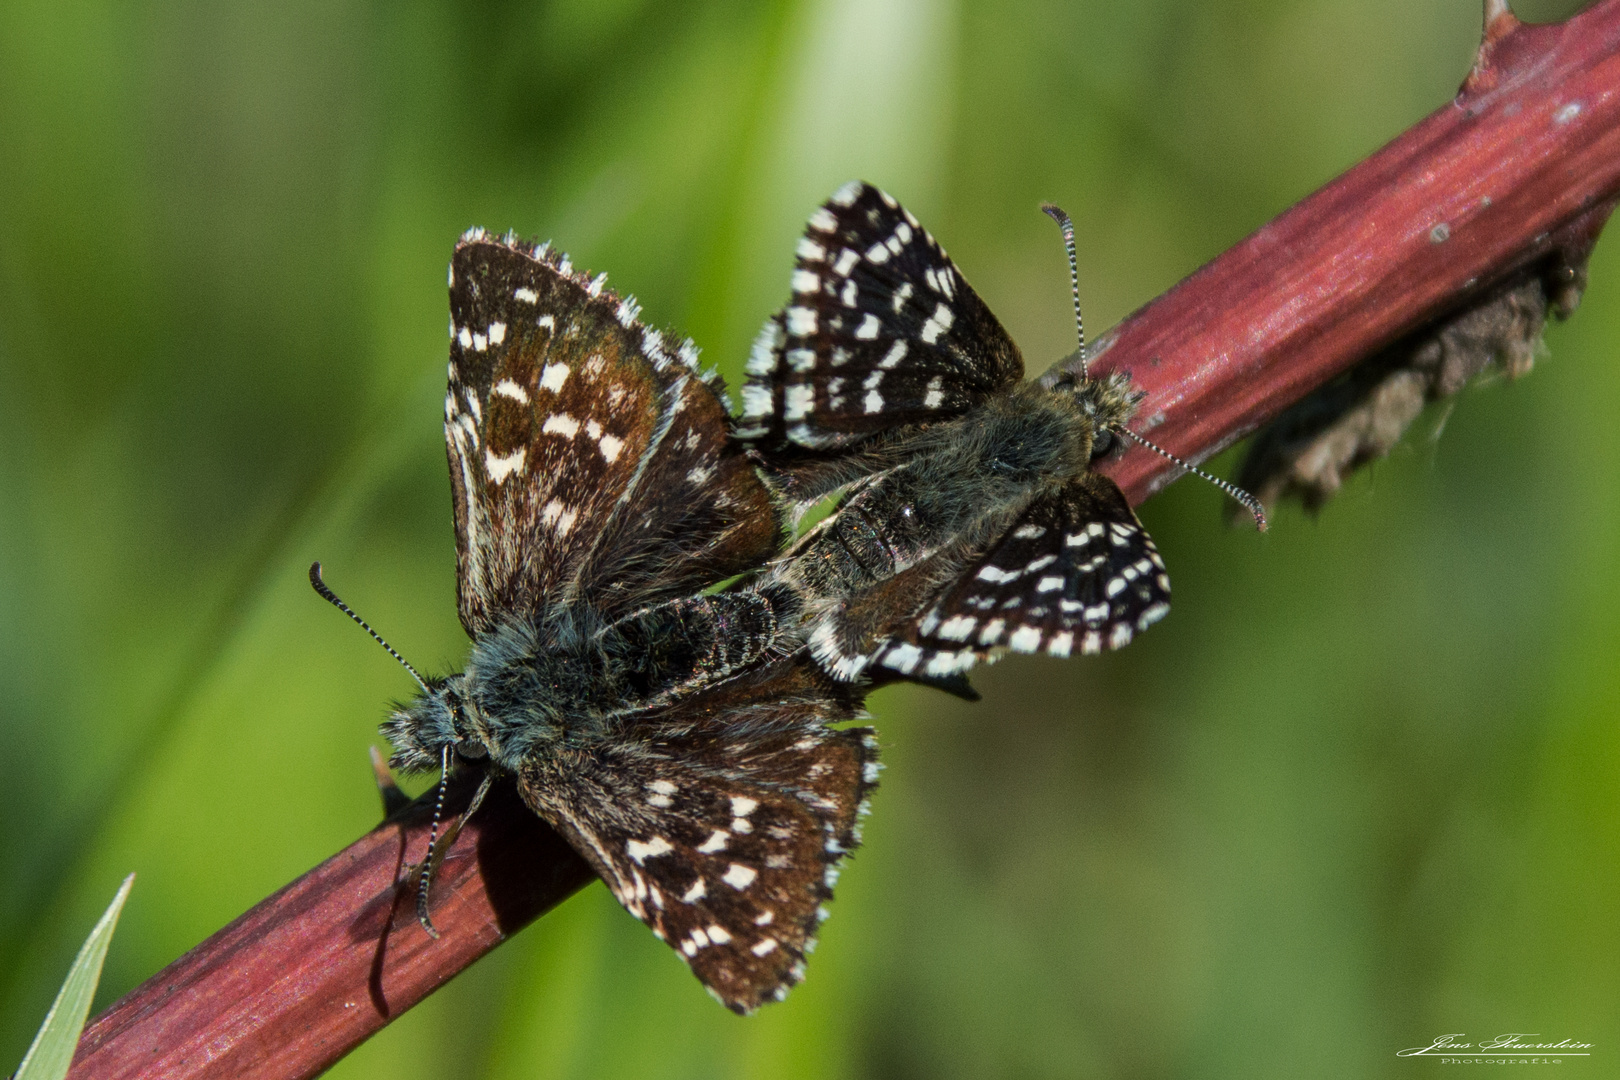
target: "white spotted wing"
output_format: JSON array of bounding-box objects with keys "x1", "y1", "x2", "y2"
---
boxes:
[
  {"x1": 873, "y1": 474, "x2": 1171, "y2": 679},
  {"x1": 516, "y1": 657, "x2": 879, "y2": 1014},
  {"x1": 736, "y1": 181, "x2": 1023, "y2": 451},
  {"x1": 445, "y1": 231, "x2": 779, "y2": 633}
]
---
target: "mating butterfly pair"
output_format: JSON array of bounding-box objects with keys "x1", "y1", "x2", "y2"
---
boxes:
[
  {"x1": 741, "y1": 182, "x2": 1175, "y2": 697},
  {"x1": 342, "y1": 184, "x2": 1183, "y2": 1014}
]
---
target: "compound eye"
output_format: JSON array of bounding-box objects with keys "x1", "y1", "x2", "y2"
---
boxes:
[
  {"x1": 1090, "y1": 428, "x2": 1115, "y2": 459},
  {"x1": 457, "y1": 739, "x2": 489, "y2": 760}
]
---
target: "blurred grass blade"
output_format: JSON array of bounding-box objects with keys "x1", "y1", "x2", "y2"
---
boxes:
[{"x1": 15, "y1": 874, "x2": 135, "y2": 1080}]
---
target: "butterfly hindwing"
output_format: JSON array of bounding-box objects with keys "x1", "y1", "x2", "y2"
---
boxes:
[
  {"x1": 736, "y1": 182, "x2": 1024, "y2": 451},
  {"x1": 516, "y1": 659, "x2": 878, "y2": 1014},
  {"x1": 874, "y1": 473, "x2": 1171, "y2": 679},
  {"x1": 446, "y1": 233, "x2": 778, "y2": 633}
]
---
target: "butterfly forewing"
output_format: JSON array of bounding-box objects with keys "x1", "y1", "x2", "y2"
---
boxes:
[
  {"x1": 577, "y1": 374, "x2": 781, "y2": 615},
  {"x1": 876, "y1": 473, "x2": 1171, "y2": 678},
  {"x1": 736, "y1": 182, "x2": 1023, "y2": 451},
  {"x1": 516, "y1": 660, "x2": 878, "y2": 1014},
  {"x1": 446, "y1": 233, "x2": 777, "y2": 633}
]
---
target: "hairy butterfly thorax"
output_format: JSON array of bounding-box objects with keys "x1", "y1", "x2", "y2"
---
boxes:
[
  {"x1": 737, "y1": 182, "x2": 1263, "y2": 695},
  {"x1": 382, "y1": 589, "x2": 794, "y2": 771},
  {"x1": 315, "y1": 229, "x2": 880, "y2": 1015}
]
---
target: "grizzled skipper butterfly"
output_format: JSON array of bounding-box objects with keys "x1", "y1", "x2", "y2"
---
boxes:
[
  {"x1": 315, "y1": 231, "x2": 879, "y2": 1013},
  {"x1": 737, "y1": 183, "x2": 1264, "y2": 696}
]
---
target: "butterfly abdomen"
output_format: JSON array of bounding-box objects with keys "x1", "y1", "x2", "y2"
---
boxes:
[{"x1": 796, "y1": 385, "x2": 1093, "y2": 573}]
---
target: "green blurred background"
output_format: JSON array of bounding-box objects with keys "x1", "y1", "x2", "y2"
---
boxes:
[{"x1": 2, "y1": 0, "x2": 1614, "y2": 1076}]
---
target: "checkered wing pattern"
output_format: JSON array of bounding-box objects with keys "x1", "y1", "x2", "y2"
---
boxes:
[
  {"x1": 517, "y1": 659, "x2": 879, "y2": 1014},
  {"x1": 874, "y1": 474, "x2": 1171, "y2": 679},
  {"x1": 735, "y1": 181, "x2": 1024, "y2": 451},
  {"x1": 445, "y1": 232, "x2": 779, "y2": 634}
]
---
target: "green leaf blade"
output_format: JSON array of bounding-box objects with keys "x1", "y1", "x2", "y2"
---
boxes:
[{"x1": 15, "y1": 874, "x2": 135, "y2": 1080}]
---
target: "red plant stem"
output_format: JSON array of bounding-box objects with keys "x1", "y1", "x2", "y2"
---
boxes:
[
  {"x1": 68, "y1": 5, "x2": 1620, "y2": 1079},
  {"x1": 1083, "y1": 2, "x2": 1620, "y2": 504},
  {"x1": 70, "y1": 779, "x2": 595, "y2": 1080}
]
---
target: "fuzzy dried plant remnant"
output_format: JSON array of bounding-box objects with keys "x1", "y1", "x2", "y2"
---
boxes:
[{"x1": 1233, "y1": 200, "x2": 1609, "y2": 513}]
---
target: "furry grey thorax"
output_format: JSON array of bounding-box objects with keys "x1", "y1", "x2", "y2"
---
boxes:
[
  {"x1": 384, "y1": 588, "x2": 794, "y2": 777},
  {"x1": 384, "y1": 607, "x2": 628, "y2": 776}
]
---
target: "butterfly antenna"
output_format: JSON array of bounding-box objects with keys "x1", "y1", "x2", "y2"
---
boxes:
[
  {"x1": 1041, "y1": 203, "x2": 1086, "y2": 378},
  {"x1": 417, "y1": 757, "x2": 495, "y2": 940},
  {"x1": 309, "y1": 562, "x2": 430, "y2": 693},
  {"x1": 1112, "y1": 427, "x2": 1269, "y2": 531},
  {"x1": 1039, "y1": 206, "x2": 1266, "y2": 530},
  {"x1": 416, "y1": 744, "x2": 451, "y2": 939}
]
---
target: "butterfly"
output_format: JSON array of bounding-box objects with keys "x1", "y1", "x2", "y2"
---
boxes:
[
  {"x1": 373, "y1": 229, "x2": 878, "y2": 1014},
  {"x1": 736, "y1": 182, "x2": 1210, "y2": 696}
]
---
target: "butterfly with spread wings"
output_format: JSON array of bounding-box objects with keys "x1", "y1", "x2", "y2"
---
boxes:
[
  {"x1": 378, "y1": 229, "x2": 878, "y2": 1014},
  {"x1": 737, "y1": 182, "x2": 1191, "y2": 696}
]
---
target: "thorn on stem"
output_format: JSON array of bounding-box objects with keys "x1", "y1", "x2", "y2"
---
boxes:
[
  {"x1": 1465, "y1": 0, "x2": 1523, "y2": 95},
  {"x1": 370, "y1": 746, "x2": 412, "y2": 819}
]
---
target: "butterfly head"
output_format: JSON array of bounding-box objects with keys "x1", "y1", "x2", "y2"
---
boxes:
[
  {"x1": 306, "y1": 562, "x2": 501, "y2": 773},
  {"x1": 384, "y1": 675, "x2": 486, "y2": 773},
  {"x1": 1058, "y1": 369, "x2": 1141, "y2": 459}
]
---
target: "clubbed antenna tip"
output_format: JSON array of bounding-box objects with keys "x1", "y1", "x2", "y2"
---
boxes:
[{"x1": 1041, "y1": 203, "x2": 1087, "y2": 376}]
